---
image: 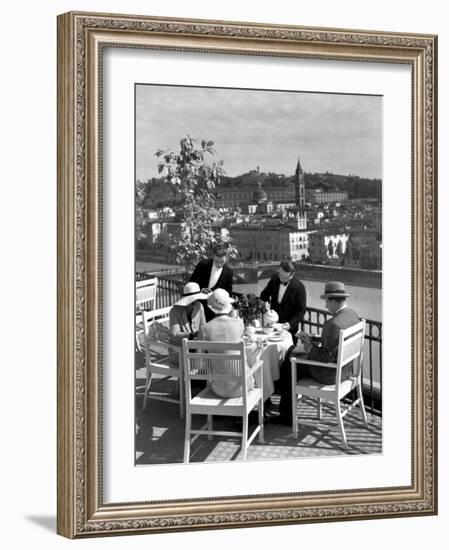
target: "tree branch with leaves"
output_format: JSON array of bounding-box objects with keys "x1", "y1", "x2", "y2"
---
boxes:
[{"x1": 154, "y1": 137, "x2": 238, "y2": 270}]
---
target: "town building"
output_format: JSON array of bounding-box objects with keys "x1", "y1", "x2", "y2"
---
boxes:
[
  {"x1": 306, "y1": 188, "x2": 349, "y2": 204},
  {"x1": 230, "y1": 219, "x2": 310, "y2": 262},
  {"x1": 371, "y1": 207, "x2": 382, "y2": 231},
  {"x1": 215, "y1": 157, "x2": 306, "y2": 210},
  {"x1": 345, "y1": 228, "x2": 382, "y2": 270},
  {"x1": 140, "y1": 218, "x2": 183, "y2": 247},
  {"x1": 307, "y1": 230, "x2": 349, "y2": 264},
  {"x1": 146, "y1": 209, "x2": 159, "y2": 220}
]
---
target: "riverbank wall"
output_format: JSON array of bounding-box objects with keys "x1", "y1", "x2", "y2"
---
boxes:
[{"x1": 293, "y1": 263, "x2": 382, "y2": 289}]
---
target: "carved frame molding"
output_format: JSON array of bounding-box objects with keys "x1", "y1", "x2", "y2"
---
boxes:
[{"x1": 57, "y1": 12, "x2": 437, "y2": 538}]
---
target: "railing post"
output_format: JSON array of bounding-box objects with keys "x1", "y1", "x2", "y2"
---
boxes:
[{"x1": 368, "y1": 326, "x2": 374, "y2": 415}]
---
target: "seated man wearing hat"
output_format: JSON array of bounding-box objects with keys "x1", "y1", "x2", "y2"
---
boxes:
[
  {"x1": 199, "y1": 289, "x2": 253, "y2": 398},
  {"x1": 267, "y1": 281, "x2": 360, "y2": 426},
  {"x1": 169, "y1": 282, "x2": 209, "y2": 347}
]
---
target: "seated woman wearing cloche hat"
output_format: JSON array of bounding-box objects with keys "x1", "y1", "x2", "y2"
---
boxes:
[{"x1": 198, "y1": 289, "x2": 254, "y2": 398}]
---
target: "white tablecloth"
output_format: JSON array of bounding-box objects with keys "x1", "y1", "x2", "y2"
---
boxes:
[{"x1": 245, "y1": 331, "x2": 294, "y2": 401}]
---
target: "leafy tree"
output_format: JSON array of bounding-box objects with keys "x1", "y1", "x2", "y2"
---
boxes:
[
  {"x1": 135, "y1": 180, "x2": 146, "y2": 240},
  {"x1": 154, "y1": 136, "x2": 238, "y2": 270}
]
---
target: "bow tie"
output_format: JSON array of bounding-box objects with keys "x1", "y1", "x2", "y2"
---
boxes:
[{"x1": 280, "y1": 282, "x2": 289, "y2": 287}]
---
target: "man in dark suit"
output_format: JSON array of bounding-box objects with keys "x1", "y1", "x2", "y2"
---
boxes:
[
  {"x1": 268, "y1": 281, "x2": 360, "y2": 426},
  {"x1": 190, "y1": 244, "x2": 233, "y2": 320},
  {"x1": 260, "y1": 260, "x2": 306, "y2": 338}
]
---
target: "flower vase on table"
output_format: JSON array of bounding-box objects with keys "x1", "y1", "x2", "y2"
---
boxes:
[{"x1": 234, "y1": 293, "x2": 268, "y2": 327}]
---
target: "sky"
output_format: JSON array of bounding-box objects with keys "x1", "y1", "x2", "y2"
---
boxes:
[{"x1": 136, "y1": 84, "x2": 382, "y2": 181}]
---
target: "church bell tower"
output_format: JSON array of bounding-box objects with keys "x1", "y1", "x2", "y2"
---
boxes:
[{"x1": 295, "y1": 155, "x2": 306, "y2": 207}]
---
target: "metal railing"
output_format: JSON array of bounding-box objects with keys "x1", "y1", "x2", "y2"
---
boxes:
[
  {"x1": 136, "y1": 272, "x2": 382, "y2": 415},
  {"x1": 135, "y1": 272, "x2": 185, "y2": 309},
  {"x1": 155, "y1": 276, "x2": 185, "y2": 309},
  {"x1": 136, "y1": 267, "x2": 186, "y2": 281}
]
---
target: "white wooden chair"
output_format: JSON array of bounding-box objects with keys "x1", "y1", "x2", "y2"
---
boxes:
[
  {"x1": 142, "y1": 307, "x2": 184, "y2": 419},
  {"x1": 290, "y1": 320, "x2": 368, "y2": 448},
  {"x1": 182, "y1": 339, "x2": 264, "y2": 463},
  {"x1": 136, "y1": 277, "x2": 158, "y2": 351}
]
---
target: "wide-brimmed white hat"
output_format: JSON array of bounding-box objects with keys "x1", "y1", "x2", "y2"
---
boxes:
[
  {"x1": 207, "y1": 288, "x2": 234, "y2": 314},
  {"x1": 174, "y1": 282, "x2": 210, "y2": 307}
]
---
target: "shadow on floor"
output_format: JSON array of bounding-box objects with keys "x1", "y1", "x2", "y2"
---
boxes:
[
  {"x1": 135, "y1": 371, "x2": 383, "y2": 465},
  {"x1": 24, "y1": 515, "x2": 56, "y2": 533}
]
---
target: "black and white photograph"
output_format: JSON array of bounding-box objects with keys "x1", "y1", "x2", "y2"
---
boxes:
[
  {"x1": 134, "y1": 84, "x2": 383, "y2": 465},
  {"x1": 2, "y1": 0, "x2": 443, "y2": 545}
]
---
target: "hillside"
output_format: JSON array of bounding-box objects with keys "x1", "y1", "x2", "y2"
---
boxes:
[{"x1": 139, "y1": 171, "x2": 382, "y2": 208}]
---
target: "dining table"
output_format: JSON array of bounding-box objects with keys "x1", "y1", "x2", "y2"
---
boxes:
[{"x1": 244, "y1": 329, "x2": 294, "y2": 401}]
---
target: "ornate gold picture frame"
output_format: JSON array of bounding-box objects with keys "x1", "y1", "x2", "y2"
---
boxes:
[{"x1": 57, "y1": 11, "x2": 437, "y2": 538}]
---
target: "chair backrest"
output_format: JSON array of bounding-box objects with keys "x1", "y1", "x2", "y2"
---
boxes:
[
  {"x1": 142, "y1": 307, "x2": 172, "y2": 359},
  {"x1": 335, "y1": 320, "x2": 366, "y2": 385},
  {"x1": 182, "y1": 339, "x2": 248, "y2": 402},
  {"x1": 136, "y1": 277, "x2": 158, "y2": 310}
]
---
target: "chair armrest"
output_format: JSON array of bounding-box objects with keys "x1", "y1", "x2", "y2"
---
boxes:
[
  {"x1": 291, "y1": 357, "x2": 337, "y2": 369},
  {"x1": 147, "y1": 339, "x2": 181, "y2": 359}
]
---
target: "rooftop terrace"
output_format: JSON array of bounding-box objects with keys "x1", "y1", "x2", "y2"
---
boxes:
[{"x1": 135, "y1": 271, "x2": 383, "y2": 464}]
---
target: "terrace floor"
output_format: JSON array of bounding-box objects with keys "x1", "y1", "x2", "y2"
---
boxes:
[{"x1": 135, "y1": 352, "x2": 382, "y2": 465}]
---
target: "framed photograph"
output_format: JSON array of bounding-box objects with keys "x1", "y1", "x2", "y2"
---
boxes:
[{"x1": 57, "y1": 11, "x2": 437, "y2": 538}]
